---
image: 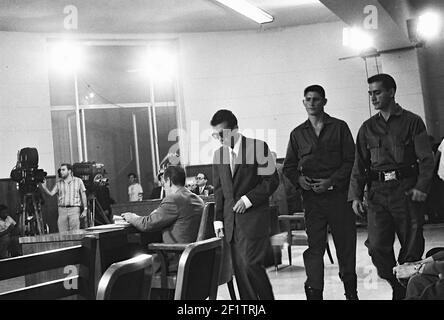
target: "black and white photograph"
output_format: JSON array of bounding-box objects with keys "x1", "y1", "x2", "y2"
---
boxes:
[{"x1": 0, "y1": 0, "x2": 444, "y2": 304}]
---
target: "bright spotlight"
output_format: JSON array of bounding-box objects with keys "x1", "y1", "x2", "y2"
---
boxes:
[
  {"x1": 144, "y1": 46, "x2": 177, "y2": 82},
  {"x1": 343, "y1": 27, "x2": 374, "y2": 52},
  {"x1": 49, "y1": 42, "x2": 84, "y2": 74},
  {"x1": 417, "y1": 11, "x2": 442, "y2": 40}
]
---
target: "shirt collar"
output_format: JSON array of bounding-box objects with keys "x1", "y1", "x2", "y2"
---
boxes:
[
  {"x1": 377, "y1": 103, "x2": 403, "y2": 119},
  {"x1": 302, "y1": 112, "x2": 333, "y2": 129}
]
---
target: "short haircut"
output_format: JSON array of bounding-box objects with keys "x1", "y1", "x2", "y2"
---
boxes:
[
  {"x1": 60, "y1": 163, "x2": 72, "y2": 171},
  {"x1": 304, "y1": 85, "x2": 326, "y2": 99},
  {"x1": 163, "y1": 166, "x2": 186, "y2": 186},
  {"x1": 197, "y1": 172, "x2": 207, "y2": 180},
  {"x1": 128, "y1": 173, "x2": 137, "y2": 178},
  {"x1": 0, "y1": 204, "x2": 8, "y2": 212},
  {"x1": 367, "y1": 73, "x2": 397, "y2": 93},
  {"x1": 210, "y1": 109, "x2": 238, "y2": 130}
]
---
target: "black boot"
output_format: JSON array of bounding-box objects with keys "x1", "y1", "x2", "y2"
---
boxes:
[
  {"x1": 389, "y1": 280, "x2": 406, "y2": 300},
  {"x1": 344, "y1": 280, "x2": 359, "y2": 300},
  {"x1": 304, "y1": 284, "x2": 323, "y2": 300}
]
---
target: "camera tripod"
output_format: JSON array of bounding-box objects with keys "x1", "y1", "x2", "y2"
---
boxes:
[
  {"x1": 85, "y1": 192, "x2": 111, "y2": 228},
  {"x1": 19, "y1": 192, "x2": 47, "y2": 236}
]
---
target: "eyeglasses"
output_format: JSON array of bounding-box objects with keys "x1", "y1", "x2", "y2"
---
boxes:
[
  {"x1": 211, "y1": 129, "x2": 233, "y2": 141},
  {"x1": 196, "y1": 176, "x2": 205, "y2": 180},
  {"x1": 211, "y1": 131, "x2": 224, "y2": 140}
]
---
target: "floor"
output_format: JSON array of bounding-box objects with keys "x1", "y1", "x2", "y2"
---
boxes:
[
  {"x1": 216, "y1": 223, "x2": 444, "y2": 300},
  {"x1": 1, "y1": 223, "x2": 443, "y2": 299}
]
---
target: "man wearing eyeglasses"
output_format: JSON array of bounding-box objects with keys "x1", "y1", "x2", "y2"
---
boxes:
[
  {"x1": 211, "y1": 109, "x2": 279, "y2": 300},
  {"x1": 192, "y1": 173, "x2": 214, "y2": 196},
  {"x1": 283, "y1": 85, "x2": 358, "y2": 300}
]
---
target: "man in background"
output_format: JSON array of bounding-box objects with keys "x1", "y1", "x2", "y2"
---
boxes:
[
  {"x1": 149, "y1": 170, "x2": 165, "y2": 199},
  {"x1": 40, "y1": 163, "x2": 87, "y2": 232},
  {"x1": 193, "y1": 172, "x2": 214, "y2": 196},
  {"x1": 128, "y1": 173, "x2": 143, "y2": 202}
]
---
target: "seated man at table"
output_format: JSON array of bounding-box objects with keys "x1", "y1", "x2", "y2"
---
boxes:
[
  {"x1": 393, "y1": 248, "x2": 444, "y2": 299},
  {"x1": 121, "y1": 165, "x2": 204, "y2": 273}
]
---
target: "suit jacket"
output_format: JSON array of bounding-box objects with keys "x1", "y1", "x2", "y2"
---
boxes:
[
  {"x1": 212, "y1": 136, "x2": 279, "y2": 242},
  {"x1": 131, "y1": 186, "x2": 204, "y2": 271},
  {"x1": 192, "y1": 184, "x2": 214, "y2": 196},
  {"x1": 419, "y1": 260, "x2": 444, "y2": 300}
]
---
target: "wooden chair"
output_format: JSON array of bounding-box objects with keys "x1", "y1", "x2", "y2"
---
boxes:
[
  {"x1": 196, "y1": 202, "x2": 237, "y2": 299},
  {"x1": 0, "y1": 235, "x2": 97, "y2": 300},
  {"x1": 270, "y1": 212, "x2": 334, "y2": 270},
  {"x1": 174, "y1": 238, "x2": 223, "y2": 300},
  {"x1": 148, "y1": 202, "x2": 236, "y2": 299},
  {"x1": 96, "y1": 254, "x2": 153, "y2": 300}
]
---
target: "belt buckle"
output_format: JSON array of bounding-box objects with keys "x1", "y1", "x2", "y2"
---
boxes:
[{"x1": 383, "y1": 170, "x2": 397, "y2": 182}]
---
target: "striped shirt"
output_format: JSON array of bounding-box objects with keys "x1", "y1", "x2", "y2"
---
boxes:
[{"x1": 54, "y1": 176, "x2": 86, "y2": 207}]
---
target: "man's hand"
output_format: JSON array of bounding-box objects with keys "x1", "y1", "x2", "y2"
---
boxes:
[
  {"x1": 215, "y1": 228, "x2": 225, "y2": 238},
  {"x1": 41, "y1": 179, "x2": 47, "y2": 187},
  {"x1": 298, "y1": 176, "x2": 313, "y2": 191},
  {"x1": 311, "y1": 178, "x2": 332, "y2": 194},
  {"x1": 406, "y1": 189, "x2": 427, "y2": 202},
  {"x1": 80, "y1": 209, "x2": 87, "y2": 219},
  {"x1": 233, "y1": 199, "x2": 247, "y2": 214},
  {"x1": 352, "y1": 200, "x2": 365, "y2": 217},
  {"x1": 393, "y1": 263, "x2": 419, "y2": 279},
  {"x1": 121, "y1": 212, "x2": 138, "y2": 224}
]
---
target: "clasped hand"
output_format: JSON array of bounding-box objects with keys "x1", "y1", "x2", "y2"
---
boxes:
[{"x1": 298, "y1": 176, "x2": 332, "y2": 194}]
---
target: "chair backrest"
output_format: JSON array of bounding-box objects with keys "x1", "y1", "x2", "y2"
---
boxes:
[
  {"x1": 96, "y1": 254, "x2": 153, "y2": 300},
  {"x1": 196, "y1": 202, "x2": 216, "y2": 241},
  {"x1": 195, "y1": 202, "x2": 233, "y2": 286},
  {"x1": 0, "y1": 235, "x2": 97, "y2": 300},
  {"x1": 174, "y1": 237, "x2": 222, "y2": 300}
]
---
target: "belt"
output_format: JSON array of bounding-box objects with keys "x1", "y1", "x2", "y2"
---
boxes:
[
  {"x1": 369, "y1": 164, "x2": 418, "y2": 182},
  {"x1": 59, "y1": 205, "x2": 80, "y2": 208}
]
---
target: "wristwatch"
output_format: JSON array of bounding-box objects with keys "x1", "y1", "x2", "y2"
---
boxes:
[{"x1": 414, "y1": 262, "x2": 424, "y2": 274}]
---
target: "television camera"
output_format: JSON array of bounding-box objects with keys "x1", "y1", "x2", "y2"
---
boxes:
[
  {"x1": 10, "y1": 148, "x2": 48, "y2": 236},
  {"x1": 72, "y1": 162, "x2": 112, "y2": 227}
]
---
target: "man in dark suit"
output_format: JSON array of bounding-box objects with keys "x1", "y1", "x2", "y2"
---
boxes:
[
  {"x1": 211, "y1": 109, "x2": 279, "y2": 300},
  {"x1": 192, "y1": 172, "x2": 214, "y2": 196},
  {"x1": 122, "y1": 165, "x2": 204, "y2": 272}
]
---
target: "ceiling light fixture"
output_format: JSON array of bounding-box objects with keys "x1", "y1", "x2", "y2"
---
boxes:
[
  {"x1": 417, "y1": 11, "x2": 442, "y2": 40},
  {"x1": 214, "y1": 0, "x2": 274, "y2": 24}
]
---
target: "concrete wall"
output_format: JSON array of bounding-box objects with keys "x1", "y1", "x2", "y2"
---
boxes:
[{"x1": 0, "y1": 32, "x2": 55, "y2": 178}]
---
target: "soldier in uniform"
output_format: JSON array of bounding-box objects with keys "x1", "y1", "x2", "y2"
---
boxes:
[
  {"x1": 349, "y1": 73, "x2": 434, "y2": 300},
  {"x1": 283, "y1": 85, "x2": 358, "y2": 300}
]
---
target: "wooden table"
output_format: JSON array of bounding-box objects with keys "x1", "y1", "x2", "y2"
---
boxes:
[{"x1": 19, "y1": 225, "x2": 161, "y2": 288}]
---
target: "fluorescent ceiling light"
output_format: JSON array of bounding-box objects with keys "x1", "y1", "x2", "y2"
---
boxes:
[{"x1": 214, "y1": 0, "x2": 274, "y2": 24}]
